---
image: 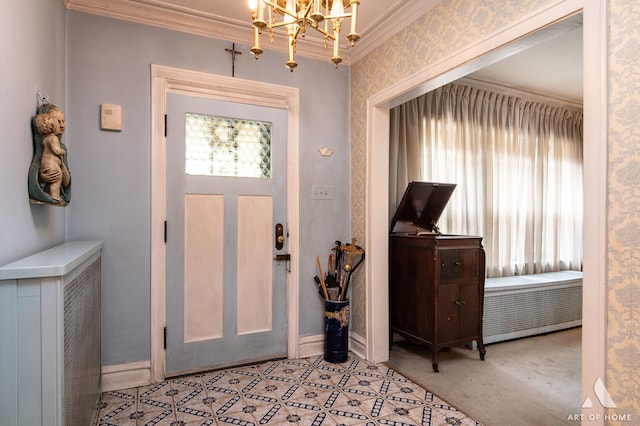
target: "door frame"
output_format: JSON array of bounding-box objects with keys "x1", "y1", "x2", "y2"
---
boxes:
[
  {"x1": 150, "y1": 64, "x2": 300, "y2": 383},
  {"x1": 365, "y1": 0, "x2": 606, "y2": 421}
]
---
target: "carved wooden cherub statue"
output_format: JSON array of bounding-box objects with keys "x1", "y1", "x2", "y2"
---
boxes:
[{"x1": 28, "y1": 103, "x2": 71, "y2": 205}]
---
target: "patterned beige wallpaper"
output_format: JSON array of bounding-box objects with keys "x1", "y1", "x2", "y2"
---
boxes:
[
  {"x1": 350, "y1": 0, "x2": 639, "y2": 419},
  {"x1": 606, "y1": 0, "x2": 640, "y2": 420},
  {"x1": 349, "y1": 0, "x2": 552, "y2": 337}
]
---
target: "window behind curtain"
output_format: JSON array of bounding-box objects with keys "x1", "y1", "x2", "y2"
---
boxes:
[{"x1": 390, "y1": 83, "x2": 583, "y2": 278}]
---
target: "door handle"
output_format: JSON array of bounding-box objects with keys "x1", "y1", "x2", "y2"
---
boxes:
[{"x1": 275, "y1": 223, "x2": 285, "y2": 250}]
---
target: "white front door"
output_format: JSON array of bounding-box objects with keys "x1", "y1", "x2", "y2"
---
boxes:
[{"x1": 165, "y1": 92, "x2": 288, "y2": 376}]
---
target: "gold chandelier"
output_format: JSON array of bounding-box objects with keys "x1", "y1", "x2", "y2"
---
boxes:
[{"x1": 248, "y1": 0, "x2": 360, "y2": 71}]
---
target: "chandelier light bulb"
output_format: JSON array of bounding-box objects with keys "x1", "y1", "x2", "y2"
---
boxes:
[
  {"x1": 347, "y1": 0, "x2": 360, "y2": 45},
  {"x1": 251, "y1": 0, "x2": 266, "y2": 28},
  {"x1": 329, "y1": 0, "x2": 344, "y2": 19},
  {"x1": 284, "y1": 0, "x2": 296, "y2": 21},
  {"x1": 311, "y1": 0, "x2": 323, "y2": 21}
]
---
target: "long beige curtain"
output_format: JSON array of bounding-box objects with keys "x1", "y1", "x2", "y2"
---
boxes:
[{"x1": 390, "y1": 83, "x2": 583, "y2": 277}]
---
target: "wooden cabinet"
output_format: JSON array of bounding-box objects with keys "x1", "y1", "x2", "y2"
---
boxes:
[
  {"x1": 389, "y1": 235, "x2": 486, "y2": 372},
  {"x1": 388, "y1": 182, "x2": 486, "y2": 372}
]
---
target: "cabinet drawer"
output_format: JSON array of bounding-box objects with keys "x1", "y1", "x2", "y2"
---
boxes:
[{"x1": 439, "y1": 249, "x2": 478, "y2": 281}]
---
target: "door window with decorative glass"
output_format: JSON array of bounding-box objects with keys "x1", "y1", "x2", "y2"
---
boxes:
[{"x1": 185, "y1": 113, "x2": 272, "y2": 178}]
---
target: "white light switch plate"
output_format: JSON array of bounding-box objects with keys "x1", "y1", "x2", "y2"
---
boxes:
[
  {"x1": 100, "y1": 103, "x2": 122, "y2": 131},
  {"x1": 312, "y1": 184, "x2": 335, "y2": 200}
]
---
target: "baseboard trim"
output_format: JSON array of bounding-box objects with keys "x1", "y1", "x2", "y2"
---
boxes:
[
  {"x1": 296, "y1": 331, "x2": 368, "y2": 361},
  {"x1": 297, "y1": 334, "x2": 324, "y2": 358},
  {"x1": 349, "y1": 331, "x2": 367, "y2": 360},
  {"x1": 101, "y1": 361, "x2": 151, "y2": 391},
  {"x1": 102, "y1": 332, "x2": 369, "y2": 392}
]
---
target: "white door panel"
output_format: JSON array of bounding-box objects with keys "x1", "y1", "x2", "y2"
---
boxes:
[{"x1": 165, "y1": 93, "x2": 288, "y2": 375}]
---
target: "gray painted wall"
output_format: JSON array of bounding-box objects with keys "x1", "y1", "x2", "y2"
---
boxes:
[
  {"x1": 0, "y1": 0, "x2": 66, "y2": 265},
  {"x1": 65, "y1": 12, "x2": 351, "y2": 366}
]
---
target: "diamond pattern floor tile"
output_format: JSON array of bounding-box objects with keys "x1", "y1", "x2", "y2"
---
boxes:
[{"x1": 95, "y1": 354, "x2": 483, "y2": 425}]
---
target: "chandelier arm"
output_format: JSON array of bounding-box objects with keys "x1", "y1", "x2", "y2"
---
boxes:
[
  {"x1": 310, "y1": 25, "x2": 335, "y2": 39},
  {"x1": 265, "y1": 18, "x2": 335, "y2": 39},
  {"x1": 262, "y1": 0, "x2": 296, "y2": 19},
  {"x1": 302, "y1": 2, "x2": 312, "y2": 19},
  {"x1": 269, "y1": 21, "x2": 296, "y2": 29}
]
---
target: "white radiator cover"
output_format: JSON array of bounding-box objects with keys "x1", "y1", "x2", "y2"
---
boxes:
[
  {"x1": 483, "y1": 271, "x2": 582, "y2": 344},
  {"x1": 64, "y1": 258, "x2": 102, "y2": 425},
  {"x1": 0, "y1": 241, "x2": 103, "y2": 426}
]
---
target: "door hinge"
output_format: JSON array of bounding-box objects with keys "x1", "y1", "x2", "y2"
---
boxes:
[
  {"x1": 164, "y1": 326, "x2": 167, "y2": 349},
  {"x1": 164, "y1": 114, "x2": 168, "y2": 137},
  {"x1": 164, "y1": 221, "x2": 167, "y2": 243}
]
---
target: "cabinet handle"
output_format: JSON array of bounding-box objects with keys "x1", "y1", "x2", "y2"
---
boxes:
[
  {"x1": 455, "y1": 300, "x2": 466, "y2": 306},
  {"x1": 454, "y1": 262, "x2": 460, "y2": 266}
]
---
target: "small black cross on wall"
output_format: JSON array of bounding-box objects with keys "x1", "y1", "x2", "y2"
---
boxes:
[{"x1": 225, "y1": 43, "x2": 242, "y2": 77}]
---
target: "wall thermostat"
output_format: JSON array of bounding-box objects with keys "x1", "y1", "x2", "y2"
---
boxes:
[{"x1": 100, "y1": 103, "x2": 122, "y2": 131}]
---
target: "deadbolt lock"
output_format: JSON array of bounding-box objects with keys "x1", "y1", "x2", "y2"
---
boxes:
[{"x1": 275, "y1": 223, "x2": 285, "y2": 250}]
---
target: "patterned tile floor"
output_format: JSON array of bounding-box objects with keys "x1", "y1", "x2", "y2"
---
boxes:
[{"x1": 95, "y1": 354, "x2": 482, "y2": 426}]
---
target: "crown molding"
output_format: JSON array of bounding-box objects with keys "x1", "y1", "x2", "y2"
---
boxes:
[
  {"x1": 64, "y1": 0, "x2": 353, "y2": 65},
  {"x1": 349, "y1": 0, "x2": 440, "y2": 64},
  {"x1": 64, "y1": 0, "x2": 437, "y2": 67}
]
